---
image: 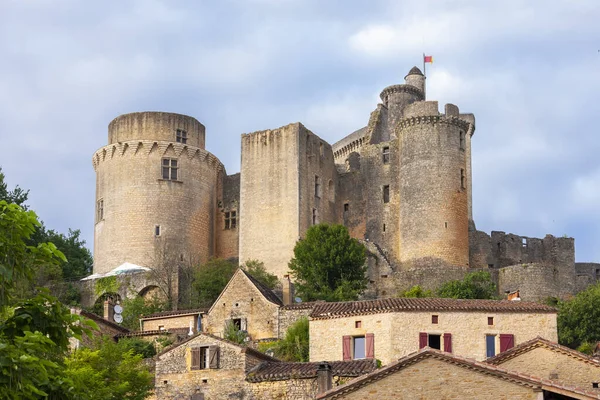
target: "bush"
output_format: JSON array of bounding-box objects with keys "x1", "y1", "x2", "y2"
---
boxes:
[
  {"x1": 193, "y1": 258, "x2": 237, "y2": 307},
  {"x1": 398, "y1": 285, "x2": 433, "y2": 298},
  {"x1": 261, "y1": 317, "x2": 309, "y2": 362},
  {"x1": 224, "y1": 320, "x2": 247, "y2": 344},
  {"x1": 558, "y1": 282, "x2": 600, "y2": 349},
  {"x1": 437, "y1": 271, "x2": 497, "y2": 299},
  {"x1": 118, "y1": 337, "x2": 156, "y2": 358}
]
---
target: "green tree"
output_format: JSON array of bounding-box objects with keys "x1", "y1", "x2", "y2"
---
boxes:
[
  {"x1": 42, "y1": 229, "x2": 93, "y2": 280},
  {"x1": 558, "y1": 282, "x2": 600, "y2": 349},
  {"x1": 437, "y1": 271, "x2": 497, "y2": 300},
  {"x1": 398, "y1": 285, "x2": 433, "y2": 298},
  {"x1": 288, "y1": 224, "x2": 367, "y2": 302},
  {"x1": 258, "y1": 317, "x2": 309, "y2": 362},
  {"x1": 120, "y1": 295, "x2": 167, "y2": 331},
  {"x1": 0, "y1": 201, "x2": 96, "y2": 399},
  {"x1": 192, "y1": 258, "x2": 237, "y2": 307},
  {"x1": 117, "y1": 337, "x2": 157, "y2": 359},
  {"x1": 242, "y1": 259, "x2": 278, "y2": 289},
  {"x1": 65, "y1": 337, "x2": 153, "y2": 400},
  {"x1": 0, "y1": 167, "x2": 29, "y2": 207}
]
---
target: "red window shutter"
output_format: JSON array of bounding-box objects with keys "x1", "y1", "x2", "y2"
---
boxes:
[
  {"x1": 419, "y1": 332, "x2": 428, "y2": 349},
  {"x1": 443, "y1": 333, "x2": 452, "y2": 353},
  {"x1": 499, "y1": 334, "x2": 515, "y2": 353},
  {"x1": 342, "y1": 336, "x2": 352, "y2": 361},
  {"x1": 365, "y1": 333, "x2": 375, "y2": 359}
]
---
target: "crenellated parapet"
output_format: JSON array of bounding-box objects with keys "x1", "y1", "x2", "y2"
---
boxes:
[
  {"x1": 333, "y1": 136, "x2": 365, "y2": 161},
  {"x1": 397, "y1": 115, "x2": 471, "y2": 132},
  {"x1": 379, "y1": 84, "x2": 424, "y2": 105},
  {"x1": 92, "y1": 141, "x2": 224, "y2": 174}
]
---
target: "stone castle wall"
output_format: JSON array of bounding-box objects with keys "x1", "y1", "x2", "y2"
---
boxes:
[
  {"x1": 216, "y1": 172, "x2": 240, "y2": 261},
  {"x1": 93, "y1": 112, "x2": 222, "y2": 275}
]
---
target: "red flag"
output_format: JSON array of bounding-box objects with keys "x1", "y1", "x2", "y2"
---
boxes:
[{"x1": 424, "y1": 55, "x2": 433, "y2": 63}]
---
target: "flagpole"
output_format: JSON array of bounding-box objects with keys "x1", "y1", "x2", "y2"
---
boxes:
[{"x1": 422, "y1": 53, "x2": 426, "y2": 99}]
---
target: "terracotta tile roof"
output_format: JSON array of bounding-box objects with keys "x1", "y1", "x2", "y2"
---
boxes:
[
  {"x1": 141, "y1": 308, "x2": 207, "y2": 319},
  {"x1": 280, "y1": 301, "x2": 325, "y2": 310},
  {"x1": 316, "y1": 348, "x2": 600, "y2": 399},
  {"x1": 246, "y1": 359, "x2": 377, "y2": 382},
  {"x1": 240, "y1": 269, "x2": 283, "y2": 306},
  {"x1": 115, "y1": 328, "x2": 189, "y2": 338},
  {"x1": 310, "y1": 297, "x2": 556, "y2": 320},
  {"x1": 79, "y1": 309, "x2": 130, "y2": 333},
  {"x1": 486, "y1": 336, "x2": 600, "y2": 366}
]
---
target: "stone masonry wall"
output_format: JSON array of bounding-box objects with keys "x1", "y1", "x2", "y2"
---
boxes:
[
  {"x1": 310, "y1": 310, "x2": 557, "y2": 365},
  {"x1": 498, "y1": 263, "x2": 575, "y2": 301},
  {"x1": 142, "y1": 314, "x2": 199, "y2": 332},
  {"x1": 205, "y1": 271, "x2": 280, "y2": 340},
  {"x1": 217, "y1": 172, "x2": 240, "y2": 260},
  {"x1": 332, "y1": 357, "x2": 540, "y2": 400},
  {"x1": 239, "y1": 124, "x2": 301, "y2": 279},
  {"x1": 278, "y1": 306, "x2": 315, "y2": 339},
  {"x1": 497, "y1": 346, "x2": 600, "y2": 391}
]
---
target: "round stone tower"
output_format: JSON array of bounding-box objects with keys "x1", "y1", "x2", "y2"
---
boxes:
[
  {"x1": 92, "y1": 112, "x2": 223, "y2": 275},
  {"x1": 397, "y1": 102, "x2": 471, "y2": 267}
]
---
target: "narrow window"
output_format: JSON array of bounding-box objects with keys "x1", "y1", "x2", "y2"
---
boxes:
[
  {"x1": 522, "y1": 237, "x2": 527, "y2": 247},
  {"x1": 459, "y1": 131, "x2": 465, "y2": 150},
  {"x1": 315, "y1": 176, "x2": 321, "y2": 198},
  {"x1": 432, "y1": 315, "x2": 438, "y2": 324},
  {"x1": 344, "y1": 203, "x2": 349, "y2": 212},
  {"x1": 460, "y1": 169, "x2": 466, "y2": 190},
  {"x1": 224, "y1": 212, "x2": 231, "y2": 229},
  {"x1": 312, "y1": 208, "x2": 318, "y2": 225},
  {"x1": 488, "y1": 317, "x2": 494, "y2": 326},
  {"x1": 382, "y1": 223, "x2": 386, "y2": 232},
  {"x1": 428, "y1": 334, "x2": 441, "y2": 350},
  {"x1": 155, "y1": 225, "x2": 161, "y2": 237},
  {"x1": 230, "y1": 210, "x2": 237, "y2": 229},
  {"x1": 486, "y1": 335, "x2": 496, "y2": 358},
  {"x1": 593, "y1": 383, "x2": 599, "y2": 389},
  {"x1": 320, "y1": 142, "x2": 324, "y2": 157},
  {"x1": 444, "y1": 222, "x2": 448, "y2": 229},
  {"x1": 162, "y1": 158, "x2": 178, "y2": 180},
  {"x1": 353, "y1": 336, "x2": 366, "y2": 359},
  {"x1": 382, "y1": 146, "x2": 390, "y2": 164},
  {"x1": 596, "y1": 269, "x2": 600, "y2": 280},
  {"x1": 96, "y1": 199, "x2": 104, "y2": 222},
  {"x1": 176, "y1": 129, "x2": 187, "y2": 144},
  {"x1": 355, "y1": 321, "x2": 362, "y2": 329},
  {"x1": 383, "y1": 185, "x2": 390, "y2": 203}
]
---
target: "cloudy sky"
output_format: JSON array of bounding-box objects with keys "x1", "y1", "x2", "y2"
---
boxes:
[{"x1": 1, "y1": 0, "x2": 599, "y2": 262}]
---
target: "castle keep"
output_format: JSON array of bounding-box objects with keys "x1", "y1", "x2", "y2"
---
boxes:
[{"x1": 90, "y1": 66, "x2": 599, "y2": 303}]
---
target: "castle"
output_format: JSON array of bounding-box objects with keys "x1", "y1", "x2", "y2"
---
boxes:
[{"x1": 88, "y1": 66, "x2": 600, "y2": 305}]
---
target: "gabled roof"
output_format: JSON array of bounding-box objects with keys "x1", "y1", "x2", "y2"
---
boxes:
[
  {"x1": 310, "y1": 297, "x2": 556, "y2": 320},
  {"x1": 78, "y1": 309, "x2": 130, "y2": 333},
  {"x1": 246, "y1": 359, "x2": 377, "y2": 382},
  {"x1": 207, "y1": 268, "x2": 283, "y2": 315},
  {"x1": 156, "y1": 331, "x2": 280, "y2": 363},
  {"x1": 280, "y1": 301, "x2": 325, "y2": 311},
  {"x1": 486, "y1": 336, "x2": 600, "y2": 367},
  {"x1": 316, "y1": 348, "x2": 600, "y2": 399},
  {"x1": 141, "y1": 308, "x2": 207, "y2": 320}
]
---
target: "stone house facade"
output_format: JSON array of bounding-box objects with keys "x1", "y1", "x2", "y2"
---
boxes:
[
  {"x1": 487, "y1": 337, "x2": 600, "y2": 392},
  {"x1": 155, "y1": 332, "x2": 278, "y2": 400},
  {"x1": 141, "y1": 308, "x2": 206, "y2": 334},
  {"x1": 308, "y1": 298, "x2": 557, "y2": 364},
  {"x1": 316, "y1": 348, "x2": 600, "y2": 400}
]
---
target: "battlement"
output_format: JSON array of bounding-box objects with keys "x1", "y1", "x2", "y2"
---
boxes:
[
  {"x1": 379, "y1": 84, "x2": 424, "y2": 105},
  {"x1": 108, "y1": 112, "x2": 205, "y2": 149},
  {"x1": 92, "y1": 141, "x2": 224, "y2": 173}
]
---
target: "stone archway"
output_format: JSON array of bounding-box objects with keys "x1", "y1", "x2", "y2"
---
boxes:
[{"x1": 139, "y1": 285, "x2": 167, "y2": 304}]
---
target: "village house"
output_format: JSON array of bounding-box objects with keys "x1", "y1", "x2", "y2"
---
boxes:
[
  {"x1": 315, "y1": 348, "x2": 600, "y2": 400},
  {"x1": 486, "y1": 337, "x2": 600, "y2": 392},
  {"x1": 309, "y1": 297, "x2": 558, "y2": 364},
  {"x1": 141, "y1": 308, "x2": 206, "y2": 334}
]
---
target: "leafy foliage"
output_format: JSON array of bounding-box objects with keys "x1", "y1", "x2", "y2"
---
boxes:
[
  {"x1": 120, "y1": 295, "x2": 167, "y2": 331},
  {"x1": 558, "y1": 283, "x2": 600, "y2": 349},
  {"x1": 268, "y1": 317, "x2": 309, "y2": 362},
  {"x1": 0, "y1": 167, "x2": 29, "y2": 207},
  {"x1": 436, "y1": 271, "x2": 497, "y2": 300},
  {"x1": 192, "y1": 258, "x2": 237, "y2": 307},
  {"x1": 65, "y1": 337, "x2": 153, "y2": 400},
  {"x1": 398, "y1": 285, "x2": 433, "y2": 298},
  {"x1": 117, "y1": 337, "x2": 157, "y2": 359},
  {"x1": 95, "y1": 276, "x2": 119, "y2": 297},
  {"x1": 288, "y1": 224, "x2": 367, "y2": 302},
  {"x1": 224, "y1": 320, "x2": 248, "y2": 344},
  {"x1": 242, "y1": 259, "x2": 278, "y2": 290},
  {"x1": 42, "y1": 229, "x2": 93, "y2": 281}
]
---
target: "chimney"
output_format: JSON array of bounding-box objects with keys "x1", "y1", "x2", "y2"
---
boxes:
[
  {"x1": 317, "y1": 362, "x2": 333, "y2": 394},
  {"x1": 282, "y1": 275, "x2": 295, "y2": 306},
  {"x1": 103, "y1": 299, "x2": 114, "y2": 321}
]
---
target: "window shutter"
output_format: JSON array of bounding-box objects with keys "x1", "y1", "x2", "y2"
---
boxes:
[
  {"x1": 365, "y1": 333, "x2": 375, "y2": 359},
  {"x1": 419, "y1": 332, "x2": 428, "y2": 349},
  {"x1": 499, "y1": 334, "x2": 515, "y2": 353},
  {"x1": 241, "y1": 318, "x2": 247, "y2": 331},
  {"x1": 443, "y1": 333, "x2": 452, "y2": 353},
  {"x1": 208, "y1": 346, "x2": 220, "y2": 369},
  {"x1": 342, "y1": 336, "x2": 352, "y2": 361},
  {"x1": 191, "y1": 347, "x2": 201, "y2": 370}
]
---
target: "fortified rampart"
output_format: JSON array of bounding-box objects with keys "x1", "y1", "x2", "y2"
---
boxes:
[{"x1": 87, "y1": 67, "x2": 598, "y2": 309}]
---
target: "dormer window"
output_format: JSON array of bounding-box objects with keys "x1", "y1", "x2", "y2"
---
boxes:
[{"x1": 176, "y1": 129, "x2": 187, "y2": 144}]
